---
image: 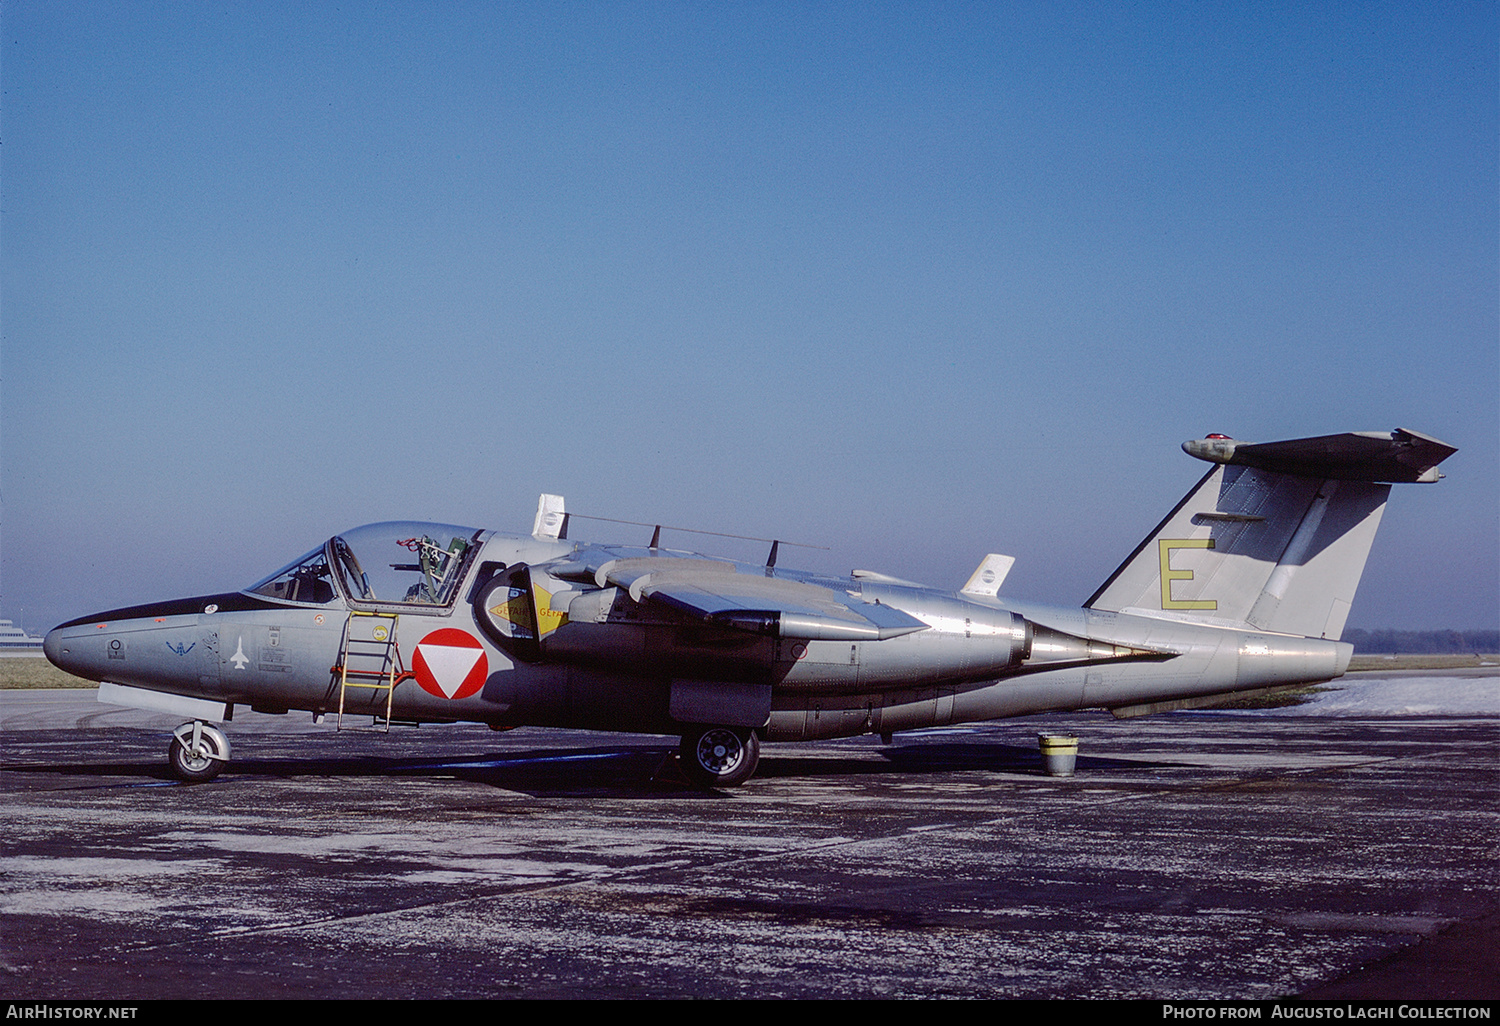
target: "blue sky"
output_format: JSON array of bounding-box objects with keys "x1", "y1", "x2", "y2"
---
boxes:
[{"x1": 2, "y1": 1, "x2": 1495, "y2": 634}]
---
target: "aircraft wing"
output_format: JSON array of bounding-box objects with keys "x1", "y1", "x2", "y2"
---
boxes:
[{"x1": 551, "y1": 552, "x2": 929, "y2": 641}]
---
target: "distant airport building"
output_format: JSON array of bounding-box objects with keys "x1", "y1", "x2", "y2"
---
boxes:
[{"x1": 0, "y1": 620, "x2": 45, "y2": 656}]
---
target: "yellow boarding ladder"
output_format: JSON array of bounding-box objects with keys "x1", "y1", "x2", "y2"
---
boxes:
[{"x1": 335, "y1": 611, "x2": 405, "y2": 731}]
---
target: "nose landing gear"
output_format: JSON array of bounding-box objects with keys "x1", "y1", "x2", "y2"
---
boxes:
[{"x1": 169, "y1": 721, "x2": 231, "y2": 783}]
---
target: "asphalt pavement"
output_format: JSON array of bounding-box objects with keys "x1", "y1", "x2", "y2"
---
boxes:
[{"x1": 1, "y1": 684, "x2": 1495, "y2": 1000}]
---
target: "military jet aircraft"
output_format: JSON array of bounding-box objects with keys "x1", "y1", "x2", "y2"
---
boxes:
[{"x1": 45, "y1": 428, "x2": 1456, "y2": 787}]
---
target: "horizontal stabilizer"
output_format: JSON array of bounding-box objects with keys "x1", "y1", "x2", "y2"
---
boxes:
[{"x1": 1183, "y1": 428, "x2": 1456, "y2": 483}]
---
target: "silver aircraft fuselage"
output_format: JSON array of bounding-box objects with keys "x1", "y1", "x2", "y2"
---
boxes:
[{"x1": 44, "y1": 530, "x2": 1345, "y2": 737}]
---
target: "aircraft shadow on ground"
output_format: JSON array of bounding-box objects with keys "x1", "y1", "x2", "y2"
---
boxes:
[
  {"x1": 763, "y1": 742, "x2": 1154, "y2": 779},
  {"x1": 2, "y1": 738, "x2": 1166, "y2": 796}
]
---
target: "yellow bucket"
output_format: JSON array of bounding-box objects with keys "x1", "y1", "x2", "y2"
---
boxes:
[{"x1": 1038, "y1": 734, "x2": 1078, "y2": 776}]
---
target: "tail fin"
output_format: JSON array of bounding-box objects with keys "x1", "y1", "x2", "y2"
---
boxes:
[{"x1": 1085, "y1": 429, "x2": 1456, "y2": 639}]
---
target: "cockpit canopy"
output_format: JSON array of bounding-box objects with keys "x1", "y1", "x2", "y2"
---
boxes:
[{"x1": 246, "y1": 522, "x2": 484, "y2": 608}]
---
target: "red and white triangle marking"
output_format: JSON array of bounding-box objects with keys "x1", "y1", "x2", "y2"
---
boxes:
[{"x1": 412, "y1": 628, "x2": 488, "y2": 700}]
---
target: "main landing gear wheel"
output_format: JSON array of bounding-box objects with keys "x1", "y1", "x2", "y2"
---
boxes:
[
  {"x1": 168, "y1": 721, "x2": 230, "y2": 783},
  {"x1": 679, "y1": 725, "x2": 760, "y2": 788}
]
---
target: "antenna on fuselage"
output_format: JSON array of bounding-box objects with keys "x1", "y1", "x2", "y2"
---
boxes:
[
  {"x1": 556, "y1": 509, "x2": 826, "y2": 560},
  {"x1": 533, "y1": 494, "x2": 568, "y2": 541}
]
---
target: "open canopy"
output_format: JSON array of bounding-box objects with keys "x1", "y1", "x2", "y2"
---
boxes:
[{"x1": 246, "y1": 522, "x2": 483, "y2": 608}]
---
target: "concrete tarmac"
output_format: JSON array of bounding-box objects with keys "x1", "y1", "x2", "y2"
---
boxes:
[{"x1": 1, "y1": 686, "x2": 1496, "y2": 1000}]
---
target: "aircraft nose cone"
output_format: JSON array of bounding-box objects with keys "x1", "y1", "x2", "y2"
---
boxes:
[
  {"x1": 43, "y1": 627, "x2": 72, "y2": 671},
  {"x1": 43, "y1": 624, "x2": 95, "y2": 680}
]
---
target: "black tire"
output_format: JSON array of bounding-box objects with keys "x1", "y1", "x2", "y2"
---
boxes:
[
  {"x1": 679, "y1": 726, "x2": 760, "y2": 788},
  {"x1": 168, "y1": 727, "x2": 227, "y2": 783}
]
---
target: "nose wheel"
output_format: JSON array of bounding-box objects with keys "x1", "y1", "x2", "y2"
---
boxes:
[
  {"x1": 679, "y1": 725, "x2": 760, "y2": 788},
  {"x1": 169, "y1": 721, "x2": 231, "y2": 783}
]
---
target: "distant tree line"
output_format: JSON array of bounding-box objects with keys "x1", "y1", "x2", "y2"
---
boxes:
[{"x1": 1344, "y1": 629, "x2": 1499, "y2": 654}]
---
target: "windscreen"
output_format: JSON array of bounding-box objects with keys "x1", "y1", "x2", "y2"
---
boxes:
[{"x1": 246, "y1": 546, "x2": 338, "y2": 604}]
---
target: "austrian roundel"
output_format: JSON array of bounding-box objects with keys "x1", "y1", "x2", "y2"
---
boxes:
[{"x1": 411, "y1": 628, "x2": 489, "y2": 700}]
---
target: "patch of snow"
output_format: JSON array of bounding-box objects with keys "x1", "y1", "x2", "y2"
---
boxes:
[{"x1": 1265, "y1": 676, "x2": 1499, "y2": 717}]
